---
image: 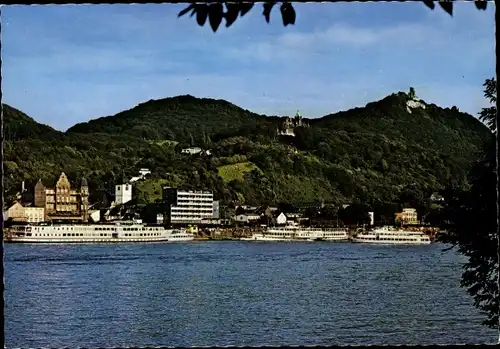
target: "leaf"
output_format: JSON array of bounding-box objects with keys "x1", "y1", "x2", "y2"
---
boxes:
[
  {"x1": 195, "y1": 4, "x2": 209, "y2": 26},
  {"x1": 263, "y1": 2, "x2": 276, "y2": 23},
  {"x1": 239, "y1": 3, "x2": 254, "y2": 17},
  {"x1": 280, "y1": 2, "x2": 296, "y2": 26},
  {"x1": 178, "y1": 4, "x2": 195, "y2": 18},
  {"x1": 438, "y1": 1, "x2": 453, "y2": 16},
  {"x1": 208, "y1": 3, "x2": 224, "y2": 32},
  {"x1": 475, "y1": 0, "x2": 487, "y2": 10},
  {"x1": 423, "y1": 1, "x2": 435, "y2": 10},
  {"x1": 224, "y1": 3, "x2": 240, "y2": 28}
]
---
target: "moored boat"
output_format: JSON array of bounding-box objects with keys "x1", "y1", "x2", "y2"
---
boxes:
[
  {"x1": 4, "y1": 222, "x2": 195, "y2": 243},
  {"x1": 351, "y1": 226, "x2": 431, "y2": 245},
  {"x1": 240, "y1": 226, "x2": 348, "y2": 242}
]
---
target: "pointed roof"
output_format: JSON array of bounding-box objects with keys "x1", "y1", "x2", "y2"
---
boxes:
[
  {"x1": 56, "y1": 172, "x2": 70, "y2": 188},
  {"x1": 35, "y1": 179, "x2": 44, "y2": 188},
  {"x1": 81, "y1": 177, "x2": 88, "y2": 187}
]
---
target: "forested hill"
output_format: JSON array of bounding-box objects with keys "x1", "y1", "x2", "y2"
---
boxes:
[
  {"x1": 66, "y1": 94, "x2": 281, "y2": 144},
  {"x1": 3, "y1": 91, "x2": 493, "y2": 214},
  {"x1": 2, "y1": 104, "x2": 62, "y2": 141}
]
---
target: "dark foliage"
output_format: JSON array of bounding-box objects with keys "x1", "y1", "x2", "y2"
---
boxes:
[
  {"x1": 438, "y1": 78, "x2": 497, "y2": 328},
  {"x1": 179, "y1": 1, "x2": 488, "y2": 31}
]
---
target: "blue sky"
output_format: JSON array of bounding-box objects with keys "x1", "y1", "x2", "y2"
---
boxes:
[{"x1": 1, "y1": 3, "x2": 495, "y2": 131}]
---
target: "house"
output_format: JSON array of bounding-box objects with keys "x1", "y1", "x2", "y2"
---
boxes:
[
  {"x1": 181, "y1": 147, "x2": 202, "y2": 155},
  {"x1": 6, "y1": 202, "x2": 27, "y2": 222},
  {"x1": 430, "y1": 192, "x2": 445, "y2": 202},
  {"x1": 234, "y1": 213, "x2": 261, "y2": 223},
  {"x1": 139, "y1": 168, "x2": 151, "y2": 177},
  {"x1": 276, "y1": 212, "x2": 287, "y2": 225},
  {"x1": 285, "y1": 212, "x2": 302, "y2": 220},
  {"x1": 129, "y1": 168, "x2": 151, "y2": 183}
]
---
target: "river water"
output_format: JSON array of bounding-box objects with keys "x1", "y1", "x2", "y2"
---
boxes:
[{"x1": 4, "y1": 241, "x2": 497, "y2": 347}]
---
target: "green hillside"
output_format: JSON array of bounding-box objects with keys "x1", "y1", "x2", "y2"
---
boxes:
[
  {"x1": 218, "y1": 161, "x2": 261, "y2": 183},
  {"x1": 3, "y1": 91, "x2": 493, "y2": 214},
  {"x1": 2, "y1": 103, "x2": 62, "y2": 141},
  {"x1": 66, "y1": 95, "x2": 280, "y2": 145}
]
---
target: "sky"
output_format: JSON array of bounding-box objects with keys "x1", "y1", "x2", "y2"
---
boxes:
[{"x1": 1, "y1": 3, "x2": 496, "y2": 131}]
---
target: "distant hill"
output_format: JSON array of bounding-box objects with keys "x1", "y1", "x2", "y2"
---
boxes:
[
  {"x1": 66, "y1": 95, "x2": 281, "y2": 145},
  {"x1": 2, "y1": 104, "x2": 62, "y2": 141},
  {"x1": 3, "y1": 91, "x2": 493, "y2": 213}
]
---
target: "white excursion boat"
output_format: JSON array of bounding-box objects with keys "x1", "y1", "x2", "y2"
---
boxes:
[
  {"x1": 240, "y1": 225, "x2": 348, "y2": 242},
  {"x1": 351, "y1": 226, "x2": 431, "y2": 245},
  {"x1": 4, "y1": 222, "x2": 195, "y2": 243}
]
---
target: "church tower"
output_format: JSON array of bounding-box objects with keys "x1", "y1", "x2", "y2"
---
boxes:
[{"x1": 80, "y1": 177, "x2": 89, "y2": 223}]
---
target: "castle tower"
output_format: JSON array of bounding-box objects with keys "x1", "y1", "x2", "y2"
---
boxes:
[{"x1": 81, "y1": 177, "x2": 89, "y2": 223}]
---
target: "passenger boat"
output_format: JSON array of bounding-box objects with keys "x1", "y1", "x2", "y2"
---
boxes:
[
  {"x1": 240, "y1": 225, "x2": 348, "y2": 242},
  {"x1": 3, "y1": 222, "x2": 195, "y2": 243},
  {"x1": 351, "y1": 226, "x2": 431, "y2": 245}
]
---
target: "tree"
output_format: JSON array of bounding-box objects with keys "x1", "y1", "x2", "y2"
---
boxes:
[
  {"x1": 439, "y1": 77, "x2": 497, "y2": 329},
  {"x1": 338, "y1": 203, "x2": 371, "y2": 226},
  {"x1": 479, "y1": 78, "x2": 497, "y2": 134},
  {"x1": 178, "y1": 1, "x2": 489, "y2": 32}
]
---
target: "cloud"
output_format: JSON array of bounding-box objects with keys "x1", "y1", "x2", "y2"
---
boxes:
[{"x1": 1, "y1": 3, "x2": 495, "y2": 131}]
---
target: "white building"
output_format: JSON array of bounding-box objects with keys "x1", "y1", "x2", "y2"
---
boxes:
[
  {"x1": 24, "y1": 207, "x2": 45, "y2": 223},
  {"x1": 181, "y1": 147, "x2": 202, "y2": 155},
  {"x1": 163, "y1": 187, "x2": 216, "y2": 224},
  {"x1": 129, "y1": 168, "x2": 151, "y2": 183},
  {"x1": 156, "y1": 214, "x2": 164, "y2": 225},
  {"x1": 139, "y1": 168, "x2": 151, "y2": 177},
  {"x1": 115, "y1": 184, "x2": 132, "y2": 205},
  {"x1": 234, "y1": 214, "x2": 261, "y2": 223},
  {"x1": 89, "y1": 210, "x2": 101, "y2": 223},
  {"x1": 276, "y1": 212, "x2": 287, "y2": 225}
]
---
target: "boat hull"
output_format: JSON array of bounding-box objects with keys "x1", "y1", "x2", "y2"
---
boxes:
[
  {"x1": 351, "y1": 237, "x2": 431, "y2": 245},
  {"x1": 4, "y1": 237, "x2": 170, "y2": 243}
]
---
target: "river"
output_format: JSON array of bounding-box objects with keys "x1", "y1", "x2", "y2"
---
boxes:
[{"x1": 4, "y1": 241, "x2": 497, "y2": 347}]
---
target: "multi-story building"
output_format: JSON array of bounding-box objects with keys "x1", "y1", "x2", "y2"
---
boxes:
[
  {"x1": 395, "y1": 208, "x2": 419, "y2": 225},
  {"x1": 25, "y1": 207, "x2": 45, "y2": 223},
  {"x1": 34, "y1": 172, "x2": 89, "y2": 222},
  {"x1": 115, "y1": 184, "x2": 132, "y2": 205},
  {"x1": 162, "y1": 187, "x2": 216, "y2": 225}
]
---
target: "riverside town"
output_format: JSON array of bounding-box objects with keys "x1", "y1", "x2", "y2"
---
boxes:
[{"x1": 2, "y1": 89, "x2": 480, "y2": 245}]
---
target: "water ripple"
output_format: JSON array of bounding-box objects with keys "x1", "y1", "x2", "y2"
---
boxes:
[{"x1": 4, "y1": 242, "x2": 496, "y2": 347}]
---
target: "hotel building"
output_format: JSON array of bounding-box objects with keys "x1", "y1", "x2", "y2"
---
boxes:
[{"x1": 162, "y1": 187, "x2": 218, "y2": 225}]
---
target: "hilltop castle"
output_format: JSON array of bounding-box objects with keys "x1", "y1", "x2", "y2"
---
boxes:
[
  {"x1": 34, "y1": 172, "x2": 89, "y2": 222},
  {"x1": 278, "y1": 110, "x2": 308, "y2": 137}
]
